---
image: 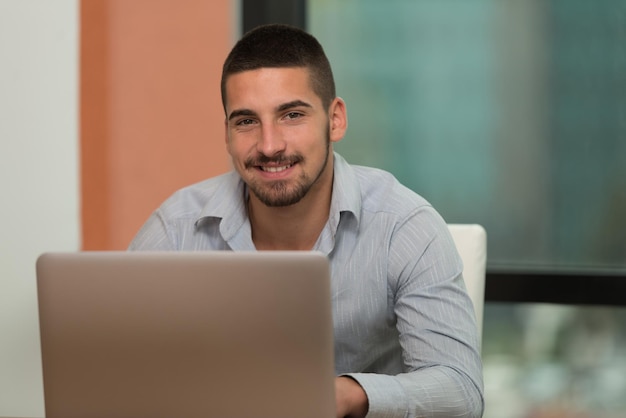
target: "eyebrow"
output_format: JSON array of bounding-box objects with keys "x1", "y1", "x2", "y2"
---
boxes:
[
  {"x1": 228, "y1": 108, "x2": 256, "y2": 122},
  {"x1": 276, "y1": 100, "x2": 313, "y2": 112},
  {"x1": 228, "y1": 100, "x2": 313, "y2": 122}
]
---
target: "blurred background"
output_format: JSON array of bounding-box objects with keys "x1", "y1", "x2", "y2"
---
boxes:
[{"x1": 1, "y1": 1, "x2": 625, "y2": 417}]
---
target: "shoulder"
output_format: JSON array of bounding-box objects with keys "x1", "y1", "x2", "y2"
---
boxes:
[
  {"x1": 351, "y1": 164, "x2": 432, "y2": 219},
  {"x1": 156, "y1": 171, "x2": 241, "y2": 221}
]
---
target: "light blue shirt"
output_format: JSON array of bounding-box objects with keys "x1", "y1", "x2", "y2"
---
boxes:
[{"x1": 129, "y1": 153, "x2": 484, "y2": 417}]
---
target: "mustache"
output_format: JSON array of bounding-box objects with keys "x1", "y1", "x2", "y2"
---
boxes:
[{"x1": 244, "y1": 153, "x2": 303, "y2": 168}]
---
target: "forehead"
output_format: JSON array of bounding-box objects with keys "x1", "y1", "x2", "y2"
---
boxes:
[{"x1": 224, "y1": 67, "x2": 321, "y2": 112}]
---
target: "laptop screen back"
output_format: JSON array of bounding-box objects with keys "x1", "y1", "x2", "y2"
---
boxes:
[{"x1": 36, "y1": 251, "x2": 335, "y2": 418}]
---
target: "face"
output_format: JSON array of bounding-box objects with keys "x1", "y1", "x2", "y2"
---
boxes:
[{"x1": 224, "y1": 67, "x2": 346, "y2": 207}]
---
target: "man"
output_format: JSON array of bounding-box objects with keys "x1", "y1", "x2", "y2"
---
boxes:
[{"x1": 130, "y1": 24, "x2": 484, "y2": 418}]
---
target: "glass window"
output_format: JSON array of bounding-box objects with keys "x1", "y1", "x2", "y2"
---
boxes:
[
  {"x1": 309, "y1": 0, "x2": 626, "y2": 273},
  {"x1": 484, "y1": 303, "x2": 626, "y2": 417}
]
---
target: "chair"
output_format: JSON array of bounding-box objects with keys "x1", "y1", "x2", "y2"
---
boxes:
[{"x1": 447, "y1": 224, "x2": 487, "y2": 343}]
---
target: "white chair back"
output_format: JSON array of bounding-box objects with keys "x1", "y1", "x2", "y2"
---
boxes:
[{"x1": 448, "y1": 224, "x2": 487, "y2": 342}]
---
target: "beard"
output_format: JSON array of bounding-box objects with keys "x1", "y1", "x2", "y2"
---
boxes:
[{"x1": 244, "y1": 131, "x2": 331, "y2": 207}]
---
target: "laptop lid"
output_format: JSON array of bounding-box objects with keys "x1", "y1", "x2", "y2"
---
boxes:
[{"x1": 36, "y1": 251, "x2": 335, "y2": 418}]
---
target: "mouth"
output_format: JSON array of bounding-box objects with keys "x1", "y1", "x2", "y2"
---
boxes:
[
  {"x1": 259, "y1": 164, "x2": 293, "y2": 173},
  {"x1": 246, "y1": 155, "x2": 302, "y2": 175}
]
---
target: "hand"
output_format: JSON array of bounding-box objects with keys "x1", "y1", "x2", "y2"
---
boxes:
[{"x1": 335, "y1": 376, "x2": 368, "y2": 418}]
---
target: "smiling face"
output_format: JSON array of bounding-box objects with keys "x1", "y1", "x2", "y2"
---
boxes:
[{"x1": 224, "y1": 67, "x2": 346, "y2": 207}]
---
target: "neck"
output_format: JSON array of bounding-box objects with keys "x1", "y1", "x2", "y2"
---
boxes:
[{"x1": 248, "y1": 196, "x2": 331, "y2": 251}]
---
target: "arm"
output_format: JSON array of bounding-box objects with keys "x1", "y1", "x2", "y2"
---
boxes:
[{"x1": 346, "y1": 209, "x2": 484, "y2": 418}]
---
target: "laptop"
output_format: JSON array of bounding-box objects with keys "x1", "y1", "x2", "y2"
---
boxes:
[{"x1": 36, "y1": 251, "x2": 335, "y2": 418}]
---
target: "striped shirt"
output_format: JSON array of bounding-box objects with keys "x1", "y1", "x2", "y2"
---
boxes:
[{"x1": 129, "y1": 152, "x2": 484, "y2": 417}]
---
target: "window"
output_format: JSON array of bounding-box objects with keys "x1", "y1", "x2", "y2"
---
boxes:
[{"x1": 309, "y1": 0, "x2": 626, "y2": 273}]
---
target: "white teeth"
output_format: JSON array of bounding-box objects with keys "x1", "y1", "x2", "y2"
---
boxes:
[{"x1": 262, "y1": 164, "x2": 291, "y2": 173}]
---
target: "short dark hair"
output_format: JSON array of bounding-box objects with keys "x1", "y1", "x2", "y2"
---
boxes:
[{"x1": 221, "y1": 24, "x2": 336, "y2": 112}]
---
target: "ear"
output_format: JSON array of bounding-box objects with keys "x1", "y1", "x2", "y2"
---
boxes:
[{"x1": 328, "y1": 97, "x2": 348, "y2": 143}]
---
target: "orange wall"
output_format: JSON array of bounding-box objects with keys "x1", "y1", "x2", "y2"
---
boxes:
[{"x1": 81, "y1": 0, "x2": 233, "y2": 250}]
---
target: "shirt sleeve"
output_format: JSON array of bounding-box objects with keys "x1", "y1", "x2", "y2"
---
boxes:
[{"x1": 345, "y1": 207, "x2": 485, "y2": 418}]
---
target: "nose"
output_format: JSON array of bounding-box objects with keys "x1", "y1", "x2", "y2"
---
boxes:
[{"x1": 257, "y1": 122, "x2": 286, "y2": 157}]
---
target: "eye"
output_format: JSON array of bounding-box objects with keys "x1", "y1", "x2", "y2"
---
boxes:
[
  {"x1": 235, "y1": 118, "x2": 256, "y2": 126},
  {"x1": 284, "y1": 112, "x2": 303, "y2": 120}
]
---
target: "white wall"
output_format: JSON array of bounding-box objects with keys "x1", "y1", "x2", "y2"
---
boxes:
[{"x1": 0, "y1": 1, "x2": 79, "y2": 416}]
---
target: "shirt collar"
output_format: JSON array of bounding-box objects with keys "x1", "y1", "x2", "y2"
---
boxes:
[
  {"x1": 329, "y1": 152, "x2": 361, "y2": 227},
  {"x1": 194, "y1": 171, "x2": 249, "y2": 242},
  {"x1": 193, "y1": 152, "x2": 362, "y2": 241}
]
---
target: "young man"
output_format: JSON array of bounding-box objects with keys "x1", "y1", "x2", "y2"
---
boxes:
[{"x1": 130, "y1": 24, "x2": 484, "y2": 418}]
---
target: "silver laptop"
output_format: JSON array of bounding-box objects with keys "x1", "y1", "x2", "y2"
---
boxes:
[{"x1": 36, "y1": 251, "x2": 335, "y2": 418}]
